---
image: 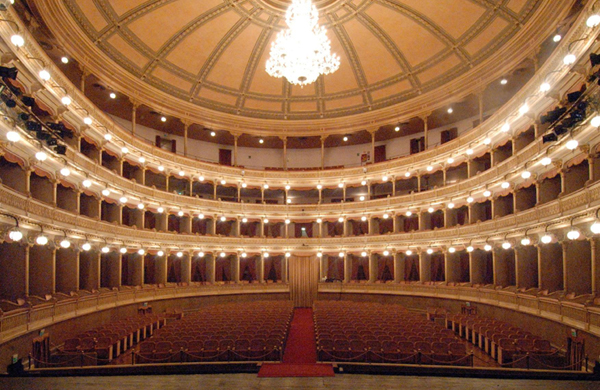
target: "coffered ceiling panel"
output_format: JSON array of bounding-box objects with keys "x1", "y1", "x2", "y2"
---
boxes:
[{"x1": 55, "y1": 0, "x2": 542, "y2": 120}]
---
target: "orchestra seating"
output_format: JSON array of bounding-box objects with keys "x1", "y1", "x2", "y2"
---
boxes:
[
  {"x1": 50, "y1": 313, "x2": 166, "y2": 366},
  {"x1": 314, "y1": 301, "x2": 472, "y2": 366},
  {"x1": 135, "y1": 301, "x2": 293, "y2": 363},
  {"x1": 446, "y1": 313, "x2": 564, "y2": 368}
]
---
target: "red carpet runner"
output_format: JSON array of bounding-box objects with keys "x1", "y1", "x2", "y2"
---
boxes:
[{"x1": 258, "y1": 308, "x2": 334, "y2": 377}]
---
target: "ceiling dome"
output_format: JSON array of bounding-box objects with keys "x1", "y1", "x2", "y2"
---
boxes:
[{"x1": 37, "y1": 0, "x2": 553, "y2": 129}]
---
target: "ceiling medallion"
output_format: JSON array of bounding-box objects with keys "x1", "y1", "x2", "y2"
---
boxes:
[{"x1": 265, "y1": 0, "x2": 340, "y2": 86}]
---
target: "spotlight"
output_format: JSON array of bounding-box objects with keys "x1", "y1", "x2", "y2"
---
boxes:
[
  {"x1": 361, "y1": 251, "x2": 368, "y2": 257},
  {"x1": 61, "y1": 96, "x2": 71, "y2": 106},
  {"x1": 591, "y1": 115, "x2": 600, "y2": 127},
  {"x1": 220, "y1": 252, "x2": 226, "y2": 258},
  {"x1": 343, "y1": 136, "x2": 348, "y2": 142},
  {"x1": 259, "y1": 138, "x2": 264, "y2": 144},
  {"x1": 447, "y1": 108, "x2": 453, "y2": 114},
  {"x1": 263, "y1": 252, "x2": 269, "y2": 258},
  {"x1": 591, "y1": 221, "x2": 600, "y2": 234},
  {"x1": 157, "y1": 250, "x2": 164, "y2": 257},
  {"x1": 83, "y1": 117, "x2": 93, "y2": 125},
  {"x1": 542, "y1": 133, "x2": 558, "y2": 143},
  {"x1": 82, "y1": 179, "x2": 92, "y2": 188},
  {"x1": 102, "y1": 189, "x2": 110, "y2": 197},
  {"x1": 383, "y1": 250, "x2": 390, "y2": 256},
  {"x1": 483, "y1": 190, "x2": 491, "y2": 197},
  {"x1": 161, "y1": 116, "x2": 167, "y2": 122},
  {"x1": 540, "y1": 82, "x2": 551, "y2": 92},
  {"x1": 0, "y1": 66, "x2": 18, "y2": 80},
  {"x1": 120, "y1": 247, "x2": 127, "y2": 254},
  {"x1": 591, "y1": 53, "x2": 600, "y2": 67},
  {"x1": 501, "y1": 123, "x2": 510, "y2": 132},
  {"x1": 286, "y1": 252, "x2": 292, "y2": 258},
  {"x1": 157, "y1": 207, "x2": 165, "y2": 213},
  {"x1": 210, "y1": 131, "x2": 216, "y2": 137},
  {"x1": 104, "y1": 133, "x2": 112, "y2": 141},
  {"x1": 428, "y1": 207, "x2": 434, "y2": 213},
  {"x1": 448, "y1": 247, "x2": 456, "y2": 253},
  {"x1": 39, "y1": 69, "x2": 50, "y2": 81},
  {"x1": 60, "y1": 167, "x2": 70, "y2": 176},
  {"x1": 338, "y1": 252, "x2": 344, "y2": 258},
  {"x1": 317, "y1": 252, "x2": 323, "y2": 258},
  {"x1": 521, "y1": 170, "x2": 531, "y2": 179},
  {"x1": 500, "y1": 78, "x2": 508, "y2": 85}
]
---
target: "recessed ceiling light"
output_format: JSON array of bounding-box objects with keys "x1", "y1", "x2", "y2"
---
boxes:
[
  {"x1": 109, "y1": 92, "x2": 116, "y2": 99},
  {"x1": 447, "y1": 108, "x2": 453, "y2": 114},
  {"x1": 500, "y1": 78, "x2": 508, "y2": 85},
  {"x1": 61, "y1": 56, "x2": 69, "y2": 64}
]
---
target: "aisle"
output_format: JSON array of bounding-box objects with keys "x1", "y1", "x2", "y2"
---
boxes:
[{"x1": 258, "y1": 308, "x2": 334, "y2": 377}]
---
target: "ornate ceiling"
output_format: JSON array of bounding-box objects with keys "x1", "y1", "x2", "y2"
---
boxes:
[{"x1": 50, "y1": 0, "x2": 542, "y2": 122}]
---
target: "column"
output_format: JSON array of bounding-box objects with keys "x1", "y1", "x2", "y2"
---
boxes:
[
  {"x1": 258, "y1": 255, "x2": 265, "y2": 283},
  {"x1": 320, "y1": 256, "x2": 327, "y2": 281},
  {"x1": 282, "y1": 136, "x2": 287, "y2": 170},
  {"x1": 514, "y1": 247, "x2": 520, "y2": 288},
  {"x1": 591, "y1": 239, "x2": 598, "y2": 294},
  {"x1": 79, "y1": 66, "x2": 88, "y2": 93},
  {"x1": 130, "y1": 100, "x2": 138, "y2": 140},
  {"x1": 561, "y1": 241, "x2": 568, "y2": 292},
  {"x1": 468, "y1": 251, "x2": 474, "y2": 283},
  {"x1": 537, "y1": 245, "x2": 543, "y2": 288},
  {"x1": 421, "y1": 113, "x2": 430, "y2": 150},
  {"x1": 24, "y1": 245, "x2": 30, "y2": 296},
  {"x1": 442, "y1": 168, "x2": 447, "y2": 186},
  {"x1": 392, "y1": 178, "x2": 396, "y2": 197},
  {"x1": 369, "y1": 252, "x2": 376, "y2": 283},
  {"x1": 370, "y1": 129, "x2": 376, "y2": 162},
  {"x1": 233, "y1": 133, "x2": 239, "y2": 166},
  {"x1": 394, "y1": 252, "x2": 403, "y2": 283},
  {"x1": 492, "y1": 249, "x2": 498, "y2": 285},
  {"x1": 183, "y1": 121, "x2": 189, "y2": 157},
  {"x1": 232, "y1": 254, "x2": 240, "y2": 283},
  {"x1": 343, "y1": 254, "x2": 350, "y2": 283},
  {"x1": 419, "y1": 251, "x2": 428, "y2": 282},
  {"x1": 535, "y1": 182, "x2": 541, "y2": 204},
  {"x1": 321, "y1": 135, "x2": 326, "y2": 168},
  {"x1": 52, "y1": 180, "x2": 58, "y2": 207},
  {"x1": 560, "y1": 170, "x2": 566, "y2": 194},
  {"x1": 477, "y1": 90, "x2": 484, "y2": 125},
  {"x1": 417, "y1": 174, "x2": 421, "y2": 192},
  {"x1": 282, "y1": 255, "x2": 288, "y2": 283},
  {"x1": 208, "y1": 254, "x2": 216, "y2": 284}
]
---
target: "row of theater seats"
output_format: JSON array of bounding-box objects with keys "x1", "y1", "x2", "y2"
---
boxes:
[
  {"x1": 135, "y1": 301, "x2": 293, "y2": 363},
  {"x1": 446, "y1": 313, "x2": 559, "y2": 367},
  {"x1": 313, "y1": 301, "x2": 472, "y2": 366},
  {"x1": 52, "y1": 314, "x2": 166, "y2": 366}
]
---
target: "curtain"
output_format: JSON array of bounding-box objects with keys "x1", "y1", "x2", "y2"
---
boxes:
[
  {"x1": 431, "y1": 254, "x2": 445, "y2": 282},
  {"x1": 191, "y1": 258, "x2": 206, "y2": 282},
  {"x1": 379, "y1": 258, "x2": 393, "y2": 282},
  {"x1": 240, "y1": 257, "x2": 257, "y2": 281},
  {"x1": 289, "y1": 256, "x2": 319, "y2": 307},
  {"x1": 327, "y1": 258, "x2": 344, "y2": 280},
  {"x1": 144, "y1": 257, "x2": 155, "y2": 284},
  {"x1": 405, "y1": 256, "x2": 419, "y2": 281},
  {"x1": 193, "y1": 218, "x2": 207, "y2": 235},
  {"x1": 216, "y1": 258, "x2": 231, "y2": 282},
  {"x1": 379, "y1": 219, "x2": 393, "y2": 234}
]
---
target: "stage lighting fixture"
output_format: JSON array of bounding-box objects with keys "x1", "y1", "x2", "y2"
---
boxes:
[
  {"x1": 26, "y1": 121, "x2": 41, "y2": 132},
  {"x1": 567, "y1": 90, "x2": 582, "y2": 103},
  {"x1": 4, "y1": 98, "x2": 15, "y2": 108},
  {"x1": 591, "y1": 53, "x2": 600, "y2": 67},
  {"x1": 54, "y1": 145, "x2": 67, "y2": 155},
  {"x1": 46, "y1": 138, "x2": 58, "y2": 146},
  {"x1": 0, "y1": 66, "x2": 18, "y2": 80},
  {"x1": 17, "y1": 113, "x2": 29, "y2": 121},
  {"x1": 553, "y1": 125, "x2": 568, "y2": 136}
]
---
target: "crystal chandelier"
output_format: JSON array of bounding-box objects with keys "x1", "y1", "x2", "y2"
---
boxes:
[{"x1": 266, "y1": 0, "x2": 340, "y2": 86}]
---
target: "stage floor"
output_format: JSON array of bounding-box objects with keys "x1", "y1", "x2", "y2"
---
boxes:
[{"x1": 0, "y1": 373, "x2": 597, "y2": 390}]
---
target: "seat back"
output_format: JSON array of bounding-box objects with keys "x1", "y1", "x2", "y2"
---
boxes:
[{"x1": 449, "y1": 342, "x2": 466, "y2": 355}]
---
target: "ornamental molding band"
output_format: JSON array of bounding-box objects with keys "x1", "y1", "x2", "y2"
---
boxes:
[{"x1": 31, "y1": 0, "x2": 574, "y2": 134}]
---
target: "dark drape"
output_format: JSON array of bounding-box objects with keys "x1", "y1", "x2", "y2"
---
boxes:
[
  {"x1": 379, "y1": 219, "x2": 393, "y2": 234},
  {"x1": 143, "y1": 256, "x2": 155, "y2": 284},
  {"x1": 240, "y1": 257, "x2": 257, "y2": 281},
  {"x1": 431, "y1": 254, "x2": 445, "y2": 282},
  {"x1": 191, "y1": 258, "x2": 206, "y2": 282}
]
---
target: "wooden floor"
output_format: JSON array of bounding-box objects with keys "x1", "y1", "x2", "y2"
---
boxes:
[{"x1": 0, "y1": 373, "x2": 597, "y2": 390}]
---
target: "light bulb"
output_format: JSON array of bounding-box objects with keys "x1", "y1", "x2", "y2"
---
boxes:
[
  {"x1": 60, "y1": 167, "x2": 70, "y2": 176},
  {"x1": 382, "y1": 176, "x2": 388, "y2": 182},
  {"x1": 521, "y1": 171, "x2": 531, "y2": 179},
  {"x1": 591, "y1": 221, "x2": 600, "y2": 234},
  {"x1": 483, "y1": 190, "x2": 492, "y2": 197},
  {"x1": 35, "y1": 151, "x2": 47, "y2": 161},
  {"x1": 102, "y1": 189, "x2": 110, "y2": 196},
  {"x1": 484, "y1": 244, "x2": 492, "y2": 251},
  {"x1": 448, "y1": 247, "x2": 456, "y2": 253},
  {"x1": 483, "y1": 137, "x2": 492, "y2": 145},
  {"x1": 83, "y1": 117, "x2": 93, "y2": 125},
  {"x1": 286, "y1": 198, "x2": 292, "y2": 204},
  {"x1": 210, "y1": 131, "x2": 216, "y2": 137},
  {"x1": 285, "y1": 219, "x2": 291, "y2": 224},
  {"x1": 39, "y1": 69, "x2": 50, "y2": 81},
  {"x1": 567, "y1": 229, "x2": 580, "y2": 240},
  {"x1": 383, "y1": 250, "x2": 390, "y2": 256},
  {"x1": 286, "y1": 252, "x2": 291, "y2": 258},
  {"x1": 8, "y1": 229, "x2": 22, "y2": 242},
  {"x1": 263, "y1": 218, "x2": 269, "y2": 224},
  {"x1": 59, "y1": 240, "x2": 70, "y2": 251},
  {"x1": 104, "y1": 133, "x2": 112, "y2": 141},
  {"x1": 394, "y1": 126, "x2": 400, "y2": 132},
  {"x1": 241, "y1": 252, "x2": 247, "y2": 258},
  {"x1": 447, "y1": 157, "x2": 454, "y2": 164},
  {"x1": 61, "y1": 56, "x2": 69, "y2": 64},
  {"x1": 382, "y1": 213, "x2": 389, "y2": 219},
  {"x1": 466, "y1": 246, "x2": 474, "y2": 253},
  {"x1": 501, "y1": 123, "x2": 510, "y2": 133},
  {"x1": 338, "y1": 252, "x2": 344, "y2": 258},
  {"x1": 361, "y1": 216, "x2": 367, "y2": 222},
  {"x1": 120, "y1": 247, "x2": 127, "y2": 254},
  {"x1": 359, "y1": 196, "x2": 365, "y2": 201},
  {"x1": 540, "y1": 157, "x2": 552, "y2": 166},
  {"x1": 591, "y1": 115, "x2": 600, "y2": 127},
  {"x1": 564, "y1": 54, "x2": 576, "y2": 65},
  {"x1": 82, "y1": 242, "x2": 91, "y2": 251},
  {"x1": 521, "y1": 237, "x2": 531, "y2": 246},
  {"x1": 285, "y1": 185, "x2": 291, "y2": 190},
  {"x1": 428, "y1": 207, "x2": 434, "y2": 213},
  {"x1": 11, "y1": 34, "x2": 24, "y2": 47},
  {"x1": 101, "y1": 246, "x2": 110, "y2": 253},
  {"x1": 501, "y1": 182, "x2": 510, "y2": 189},
  {"x1": 500, "y1": 78, "x2": 508, "y2": 85},
  {"x1": 221, "y1": 180, "x2": 226, "y2": 185},
  {"x1": 177, "y1": 251, "x2": 183, "y2": 258},
  {"x1": 121, "y1": 147, "x2": 129, "y2": 154},
  {"x1": 36, "y1": 235, "x2": 48, "y2": 245},
  {"x1": 61, "y1": 96, "x2": 71, "y2": 106},
  {"x1": 553, "y1": 34, "x2": 562, "y2": 42},
  {"x1": 6, "y1": 131, "x2": 20, "y2": 142},
  {"x1": 426, "y1": 248, "x2": 433, "y2": 255},
  {"x1": 138, "y1": 249, "x2": 145, "y2": 255},
  {"x1": 343, "y1": 136, "x2": 348, "y2": 141},
  {"x1": 361, "y1": 180, "x2": 367, "y2": 185},
  {"x1": 263, "y1": 184, "x2": 269, "y2": 189},
  {"x1": 198, "y1": 252, "x2": 205, "y2": 258},
  {"x1": 404, "y1": 172, "x2": 410, "y2": 178},
  {"x1": 82, "y1": 179, "x2": 92, "y2": 188},
  {"x1": 109, "y1": 92, "x2": 116, "y2": 99},
  {"x1": 541, "y1": 234, "x2": 552, "y2": 244},
  {"x1": 137, "y1": 203, "x2": 144, "y2": 210},
  {"x1": 338, "y1": 217, "x2": 344, "y2": 223},
  {"x1": 317, "y1": 252, "x2": 323, "y2": 258},
  {"x1": 119, "y1": 196, "x2": 128, "y2": 203},
  {"x1": 242, "y1": 217, "x2": 248, "y2": 223},
  {"x1": 406, "y1": 210, "x2": 412, "y2": 217},
  {"x1": 259, "y1": 139, "x2": 264, "y2": 144},
  {"x1": 466, "y1": 197, "x2": 474, "y2": 203},
  {"x1": 178, "y1": 211, "x2": 184, "y2": 217},
  {"x1": 502, "y1": 241, "x2": 511, "y2": 250},
  {"x1": 361, "y1": 251, "x2": 368, "y2": 257},
  {"x1": 566, "y1": 139, "x2": 578, "y2": 150},
  {"x1": 160, "y1": 116, "x2": 167, "y2": 122},
  {"x1": 519, "y1": 103, "x2": 529, "y2": 115},
  {"x1": 587, "y1": 14, "x2": 600, "y2": 28},
  {"x1": 158, "y1": 165, "x2": 165, "y2": 172},
  {"x1": 317, "y1": 184, "x2": 322, "y2": 189},
  {"x1": 447, "y1": 203, "x2": 455, "y2": 209},
  {"x1": 405, "y1": 250, "x2": 412, "y2": 256},
  {"x1": 263, "y1": 252, "x2": 269, "y2": 258},
  {"x1": 139, "y1": 157, "x2": 145, "y2": 164},
  {"x1": 220, "y1": 216, "x2": 226, "y2": 222},
  {"x1": 540, "y1": 82, "x2": 551, "y2": 92},
  {"x1": 426, "y1": 165, "x2": 433, "y2": 172},
  {"x1": 157, "y1": 207, "x2": 164, "y2": 213},
  {"x1": 447, "y1": 108, "x2": 453, "y2": 114},
  {"x1": 179, "y1": 171, "x2": 185, "y2": 176},
  {"x1": 466, "y1": 149, "x2": 473, "y2": 155},
  {"x1": 157, "y1": 250, "x2": 164, "y2": 257},
  {"x1": 220, "y1": 252, "x2": 226, "y2": 258}
]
